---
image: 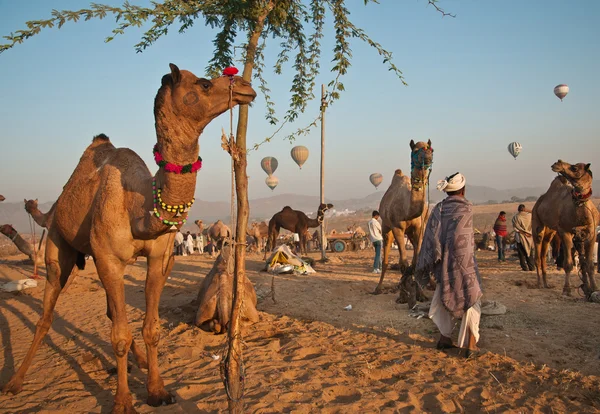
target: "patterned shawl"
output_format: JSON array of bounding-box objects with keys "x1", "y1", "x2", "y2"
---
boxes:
[{"x1": 416, "y1": 196, "x2": 482, "y2": 318}]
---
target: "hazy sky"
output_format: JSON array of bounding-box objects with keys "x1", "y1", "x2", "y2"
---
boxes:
[{"x1": 1, "y1": 0, "x2": 599, "y2": 203}]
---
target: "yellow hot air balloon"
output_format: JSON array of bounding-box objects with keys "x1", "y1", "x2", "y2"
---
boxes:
[
  {"x1": 290, "y1": 146, "x2": 309, "y2": 169},
  {"x1": 261, "y1": 156, "x2": 278, "y2": 175},
  {"x1": 265, "y1": 175, "x2": 279, "y2": 191},
  {"x1": 369, "y1": 173, "x2": 383, "y2": 189}
]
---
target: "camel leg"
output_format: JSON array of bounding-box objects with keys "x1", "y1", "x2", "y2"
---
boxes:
[
  {"x1": 144, "y1": 254, "x2": 176, "y2": 407},
  {"x1": 581, "y1": 238, "x2": 597, "y2": 295},
  {"x1": 392, "y1": 227, "x2": 416, "y2": 307},
  {"x1": 105, "y1": 294, "x2": 148, "y2": 370},
  {"x1": 299, "y1": 232, "x2": 307, "y2": 256},
  {"x1": 559, "y1": 233, "x2": 575, "y2": 296},
  {"x1": 540, "y1": 232, "x2": 554, "y2": 288},
  {"x1": 2, "y1": 229, "x2": 76, "y2": 395},
  {"x1": 374, "y1": 228, "x2": 393, "y2": 294},
  {"x1": 95, "y1": 256, "x2": 136, "y2": 413},
  {"x1": 406, "y1": 225, "x2": 428, "y2": 302}
]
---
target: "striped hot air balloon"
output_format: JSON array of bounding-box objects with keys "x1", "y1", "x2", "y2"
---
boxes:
[
  {"x1": 290, "y1": 146, "x2": 309, "y2": 169},
  {"x1": 260, "y1": 156, "x2": 278, "y2": 176},
  {"x1": 554, "y1": 84, "x2": 569, "y2": 102},
  {"x1": 265, "y1": 175, "x2": 279, "y2": 191},
  {"x1": 508, "y1": 142, "x2": 522, "y2": 160},
  {"x1": 369, "y1": 173, "x2": 383, "y2": 189}
]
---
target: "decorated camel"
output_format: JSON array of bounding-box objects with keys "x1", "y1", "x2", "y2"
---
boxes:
[
  {"x1": 374, "y1": 140, "x2": 434, "y2": 302},
  {"x1": 265, "y1": 203, "x2": 333, "y2": 258},
  {"x1": 247, "y1": 221, "x2": 268, "y2": 252},
  {"x1": 532, "y1": 160, "x2": 599, "y2": 297},
  {"x1": 24, "y1": 199, "x2": 56, "y2": 228},
  {"x1": 195, "y1": 241, "x2": 259, "y2": 333},
  {"x1": 1, "y1": 64, "x2": 256, "y2": 413}
]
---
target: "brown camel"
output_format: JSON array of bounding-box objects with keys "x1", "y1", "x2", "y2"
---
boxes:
[
  {"x1": 24, "y1": 199, "x2": 56, "y2": 228},
  {"x1": 532, "y1": 160, "x2": 599, "y2": 297},
  {"x1": 0, "y1": 224, "x2": 43, "y2": 266},
  {"x1": 374, "y1": 140, "x2": 433, "y2": 298},
  {"x1": 247, "y1": 221, "x2": 268, "y2": 252},
  {"x1": 195, "y1": 241, "x2": 259, "y2": 333},
  {"x1": 0, "y1": 195, "x2": 5, "y2": 202},
  {"x1": 205, "y1": 219, "x2": 232, "y2": 256},
  {"x1": 1, "y1": 64, "x2": 256, "y2": 413},
  {"x1": 265, "y1": 203, "x2": 333, "y2": 257},
  {"x1": 194, "y1": 219, "x2": 204, "y2": 233}
]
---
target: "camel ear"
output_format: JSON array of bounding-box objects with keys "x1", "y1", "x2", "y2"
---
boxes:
[
  {"x1": 327, "y1": 203, "x2": 334, "y2": 209},
  {"x1": 585, "y1": 163, "x2": 591, "y2": 170},
  {"x1": 409, "y1": 140, "x2": 416, "y2": 150},
  {"x1": 24, "y1": 199, "x2": 27, "y2": 203},
  {"x1": 169, "y1": 63, "x2": 181, "y2": 84},
  {"x1": 35, "y1": 198, "x2": 38, "y2": 203},
  {"x1": 427, "y1": 139, "x2": 432, "y2": 148}
]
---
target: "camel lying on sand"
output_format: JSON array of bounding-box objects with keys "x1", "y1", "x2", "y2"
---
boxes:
[
  {"x1": 532, "y1": 160, "x2": 599, "y2": 298},
  {"x1": 1, "y1": 64, "x2": 256, "y2": 413},
  {"x1": 195, "y1": 242, "x2": 259, "y2": 333}
]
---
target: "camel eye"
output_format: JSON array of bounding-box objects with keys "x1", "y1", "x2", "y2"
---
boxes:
[
  {"x1": 196, "y1": 78, "x2": 212, "y2": 90},
  {"x1": 570, "y1": 165, "x2": 578, "y2": 172}
]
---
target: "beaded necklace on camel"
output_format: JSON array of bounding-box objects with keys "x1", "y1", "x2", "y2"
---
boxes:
[{"x1": 151, "y1": 144, "x2": 201, "y2": 228}]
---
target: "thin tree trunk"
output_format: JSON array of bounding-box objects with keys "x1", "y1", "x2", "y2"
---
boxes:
[{"x1": 225, "y1": 2, "x2": 273, "y2": 413}]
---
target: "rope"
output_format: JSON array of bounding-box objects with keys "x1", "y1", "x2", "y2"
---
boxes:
[{"x1": 27, "y1": 214, "x2": 40, "y2": 278}]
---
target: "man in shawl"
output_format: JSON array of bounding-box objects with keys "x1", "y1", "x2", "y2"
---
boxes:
[
  {"x1": 512, "y1": 204, "x2": 535, "y2": 271},
  {"x1": 415, "y1": 172, "x2": 482, "y2": 357}
]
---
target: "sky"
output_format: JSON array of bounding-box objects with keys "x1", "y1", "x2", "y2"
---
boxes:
[{"x1": 0, "y1": 0, "x2": 599, "y2": 204}]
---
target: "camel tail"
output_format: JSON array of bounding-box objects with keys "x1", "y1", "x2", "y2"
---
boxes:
[{"x1": 76, "y1": 252, "x2": 86, "y2": 270}]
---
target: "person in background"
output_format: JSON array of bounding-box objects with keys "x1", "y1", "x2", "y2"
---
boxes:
[
  {"x1": 292, "y1": 232, "x2": 301, "y2": 254},
  {"x1": 368, "y1": 211, "x2": 383, "y2": 274},
  {"x1": 512, "y1": 204, "x2": 535, "y2": 271},
  {"x1": 174, "y1": 230, "x2": 184, "y2": 256},
  {"x1": 416, "y1": 172, "x2": 482, "y2": 358},
  {"x1": 196, "y1": 233, "x2": 204, "y2": 254},
  {"x1": 493, "y1": 211, "x2": 508, "y2": 262},
  {"x1": 185, "y1": 231, "x2": 194, "y2": 255}
]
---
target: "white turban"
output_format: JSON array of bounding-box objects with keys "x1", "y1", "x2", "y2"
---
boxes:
[{"x1": 436, "y1": 172, "x2": 466, "y2": 193}]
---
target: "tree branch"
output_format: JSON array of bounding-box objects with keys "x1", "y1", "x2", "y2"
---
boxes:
[{"x1": 427, "y1": 0, "x2": 456, "y2": 18}]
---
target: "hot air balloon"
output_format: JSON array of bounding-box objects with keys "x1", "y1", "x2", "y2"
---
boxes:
[
  {"x1": 554, "y1": 84, "x2": 569, "y2": 102},
  {"x1": 507, "y1": 142, "x2": 522, "y2": 160},
  {"x1": 369, "y1": 173, "x2": 383, "y2": 189},
  {"x1": 265, "y1": 175, "x2": 279, "y2": 191},
  {"x1": 261, "y1": 156, "x2": 278, "y2": 176},
  {"x1": 290, "y1": 146, "x2": 309, "y2": 169}
]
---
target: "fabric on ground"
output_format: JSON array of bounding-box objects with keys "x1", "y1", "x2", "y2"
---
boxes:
[{"x1": 266, "y1": 245, "x2": 316, "y2": 274}]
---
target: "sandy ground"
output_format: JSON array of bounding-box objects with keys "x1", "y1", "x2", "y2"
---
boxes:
[{"x1": 1, "y1": 249, "x2": 600, "y2": 413}]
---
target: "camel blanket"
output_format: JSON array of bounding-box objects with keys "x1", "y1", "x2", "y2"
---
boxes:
[
  {"x1": 416, "y1": 196, "x2": 482, "y2": 318},
  {"x1": 512, "y1": 212, "x2": 533, "y2": 253}
]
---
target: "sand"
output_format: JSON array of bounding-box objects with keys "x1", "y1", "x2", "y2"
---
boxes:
[{"x1": 1, "y1": 249, "x2": 599, "y2": 413}]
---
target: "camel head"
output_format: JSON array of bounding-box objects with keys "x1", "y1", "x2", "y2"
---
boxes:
[
  {"x1": 316, "y1": 203, "x2": 334, "y2": 223},
  {"x1": 0, "y1": 195, "x2": 5, "y2": 202},
  {"x1": 551, "y1": 160, "x2": 593, "y2": 190},
  {"x1": 154, "y1": 63, "x2": 257, "y2": 138},
  {"x1": 409, "y1": 139, "x2": 434, "y2": 191},
  {"x1": 194, "y1": 219, "x2": 203, "y2": 231},
  {"x1": 24, "y1": 199, "x2": 38, "y2": 214}
]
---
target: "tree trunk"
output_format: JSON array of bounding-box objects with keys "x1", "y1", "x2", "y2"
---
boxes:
[
  {"x1": 0, "y1": 224, "x2": 43, "y2": 266},
  {"x1": 225, "y1": 3, "x2": 273, "y2": 413}
]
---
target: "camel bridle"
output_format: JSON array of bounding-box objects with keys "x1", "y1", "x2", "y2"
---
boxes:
[{"x1": 410, "y1": 146, "x2": 434, "y2": 192}]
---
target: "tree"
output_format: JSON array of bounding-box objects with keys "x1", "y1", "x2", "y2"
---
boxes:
[{"x1": 1, "y1": 1, "x2": 452, "y2": 411}]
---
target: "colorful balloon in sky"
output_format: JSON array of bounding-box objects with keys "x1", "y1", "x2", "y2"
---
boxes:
[
  {"x1": 554, "y1": 84, "x2": 569, "y2": 101},
  {"x1": 507, "y1": 142, "x2": 522, "y2": 160},
  {"x1": 265, "y1": 175, "x2": 279, "y2": 191},
  {"x1": 290, "y1": 146, "x2": 309, "y2": 169},
  {"x1": 261, "y1": 156, "x2": 278, "y2": 175},
  {"x1": 369, "y1": 173, "x2": 383, "y2": 189}
]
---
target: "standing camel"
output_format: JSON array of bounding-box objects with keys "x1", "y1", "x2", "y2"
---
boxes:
[
  {"x1": 24, "y1": 199, "x2": 56, "y2": 228},
  {"x1": 247, "y1": 221, "x2": 268, "y2": 252},
  {"x1": 374, "y1": 140, "x2": 434, "y2": 296},
  {"x1": 1, "y1": 64, "x2": 256, "y2": 412},
  {"x1": 265, "y1": 203, "x2": 333, "y2": 257},
  {"x1": 532, "y1": 160, "x2": 599, "y2": 297}
]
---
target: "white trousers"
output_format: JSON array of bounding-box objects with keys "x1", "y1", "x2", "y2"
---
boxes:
[{"x1": 429, "y1": 285, "x2": 481, "y2": 348}]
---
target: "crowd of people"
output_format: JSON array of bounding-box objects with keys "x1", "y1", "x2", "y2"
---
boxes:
[{"x1": 174, "y1": 230, "x2": 205, "y2": 256}]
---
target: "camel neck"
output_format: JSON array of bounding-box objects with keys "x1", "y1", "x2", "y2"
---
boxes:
[{"x1": 407, "y1": 186, "x2": 427, "y2": 219}]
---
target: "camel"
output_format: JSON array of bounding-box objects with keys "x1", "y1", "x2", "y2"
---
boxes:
[
  {"x1": 0, "y1": 224, "x2": 44, "y2": 266},
  {"x1": 1, "y1": 64, "x2": 256, "y2": 413},
  {"x1": 532, "y1": 160, "x2": 599, "y2": 297},
  {"x1": 247, "y1": 221, "x2": 268, "y2": 252},
  {"x1": 194, "y1": 219, "x2": 204, "y2": 233},
  {"x1": 374, "y1": 140, "x2": 434, "y2": 298},
  {"x1": 195, "y1": 241, "x2": 259, "y2": 333},
  {"x1": 205, "y1": 219, "x2": 232, "y2": 256},
  {"x1": 0, "y1": 195, "x2": 5, "y2": 202},
  {"x1": 265, "y1": 203, "x2": 334, "y2": 258},
  {"x1": 24, "y1": 199, "x2": 56, "y2": 228}
]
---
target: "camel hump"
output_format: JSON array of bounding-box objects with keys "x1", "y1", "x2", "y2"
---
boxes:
[
  {"x1": 394, "y1": 169, "x2": 403, "y2": 176},
  {"x1": 92, "y1": 133, "x2": 111, "y2": 143}
]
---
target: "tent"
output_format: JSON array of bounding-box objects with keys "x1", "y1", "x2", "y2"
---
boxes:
[{"x1": 265, "y1": 245, "x2": 316, "y2": 274}]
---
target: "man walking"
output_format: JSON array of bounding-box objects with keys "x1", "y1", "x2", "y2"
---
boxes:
[
  {"x1": 512, "y1": 204, "x2": 535, "y2": 271},
  {"x1": 368, "y1": 211, "x2": 383, "y2": 273},
  {"x1": 416, "y1": 172, "x2": 482, "y2": 357},
  {"x1": 493, "y1": 211, "x2": 508, "y2": 262}
]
